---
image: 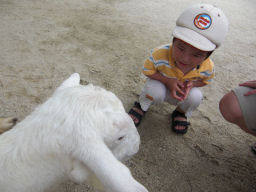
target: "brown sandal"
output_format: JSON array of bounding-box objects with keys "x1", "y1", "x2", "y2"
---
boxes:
[
  {"x1": 171, "y1": 110, "x2": 190, "y2": 134},
  {"x1": 128, "y1": 102, "x2": 146, "y2": 127}
]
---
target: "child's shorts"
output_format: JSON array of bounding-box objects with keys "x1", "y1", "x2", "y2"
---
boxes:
[{"x1": 233, "y1": 86, "x2": 256, "y2": 133}]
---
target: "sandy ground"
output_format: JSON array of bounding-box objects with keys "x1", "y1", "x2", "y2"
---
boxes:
[{"x1": 0, "y1": 0, "x2": 256, "y2": 191}]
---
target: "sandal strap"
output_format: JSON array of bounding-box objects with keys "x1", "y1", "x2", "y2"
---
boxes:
[
  {"x1": 172, "y1": 120, "x2": 190, "y2": 134},
  {"x1": 128, "y1": 108, "x2": 143, "y2": 122},
  {"x1": 171, "y1": 110, "x2": 190, "y2": 134},
  {"x1": 173, "y1": 120, "x2": 190, "y2": 126},
  {"x1": 134, "y1": 102, "x2": 146, "y2": 113},
  {"x1": 172, "y1": 110, "x2": 187, "y2": 119},
  {"x1": 128, "y1": 102, "x2": 146, "y2": 127}
]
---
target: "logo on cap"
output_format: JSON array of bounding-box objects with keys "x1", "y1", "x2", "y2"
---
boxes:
[{"x1": 194, "y1": 13, "x2": 212, "y2": 30}]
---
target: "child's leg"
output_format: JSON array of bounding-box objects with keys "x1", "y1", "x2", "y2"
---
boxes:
[
  {"x1": 178, "y1": 87, "x2": 203, "y2": 117},
  {"x1": 166, "y1": 87, "x2": 203, "y2": 133},
  {"x1": 129, "y1": 79, "x2": 167, "y2": 126},
  {"x1": 139, "y1": 79, "x2": 167, "y2": 111},
  {"x1": 165, "y1": 87, "x2": 203, "y2": 115}
]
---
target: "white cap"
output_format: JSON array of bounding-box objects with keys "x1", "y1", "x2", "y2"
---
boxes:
[{"x1": 172, "y1": 4, "x2": 229, "y2": 51}]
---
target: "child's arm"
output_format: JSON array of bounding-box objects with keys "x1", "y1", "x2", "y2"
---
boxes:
[{"x1": 190, "y1": 80, "x2": 207, "y2": 88}]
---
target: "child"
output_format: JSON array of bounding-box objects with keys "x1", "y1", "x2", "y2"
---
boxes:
[
  {"x1": 129, "y1": 4, "x2": 229, "y2": 134},
  {"x1": 219, "y1": 80, "x2": 256, "y2": 153}
]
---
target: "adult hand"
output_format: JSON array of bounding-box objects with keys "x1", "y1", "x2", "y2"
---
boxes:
[
  {"x1": 239, "y1": 80, "x2": 256, "y2": 96},
  {"x1": 165, "y1": 78, "x2": 185, "y2": 101}
]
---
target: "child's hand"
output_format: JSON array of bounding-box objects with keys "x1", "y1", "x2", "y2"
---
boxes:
[
  {"x1": 239, "y1": 80, "x2": 256, "y2": 96},
  {"x1": 182, "y1": 81, "x2": 193, "y2": 100},
  {"x1": 166, "y1": 78, "x2": 185, "y2": 101}
]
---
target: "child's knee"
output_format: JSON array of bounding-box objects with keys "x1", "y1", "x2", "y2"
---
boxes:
[
  {"x1": 186, "y1": 88, "x2": 203, "y2": 106},
  {"x1": 178, "y1": 88, "x2": 203, "y2": 116},
  {"x1": 150, "y1": 90, "x2": 166, "y2": 104},
  {"x1": 143, "y1": 80, "x2": 166, "y2": 104}
]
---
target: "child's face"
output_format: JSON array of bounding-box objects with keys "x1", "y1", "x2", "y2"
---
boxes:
[{"x1": 172, "y1": 38, "x2": 209, "y2": 73}]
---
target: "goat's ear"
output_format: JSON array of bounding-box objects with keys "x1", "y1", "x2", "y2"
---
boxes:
[{"x1": 58, "y1": 73, "x2": 80, "y2": 90}]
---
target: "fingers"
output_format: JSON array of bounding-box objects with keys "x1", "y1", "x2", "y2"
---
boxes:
[
  {"x1": 239, "y1": 80, "x2": 256, "y2": 95},
  {"x1": 244, "y1": 89, "x2": 256, "y2": 96},
  {"x1": 173, "y1": 85, "x2": 185, "y2": 101},
  {"x1": 177, "y1": 80, "x2": 193, "y2": 100},
  {"x1": 177, "y1": 81, "x2": 184, "y2": 89},
  {"x1": 184, "y1": 80, "x2": 193, "y2": 89},
  {"x1": 176, "y1": 86, "x2": 185, "y2": 96},
  {"x1": 182, "y1": 86, "x2": 191, "y2": 100},
  {"x1": 171, "y1": 89, "x2": 184, "y2": 101},
  {"x1": 239, "y1": 81, "x2": 256, "y2": 88}
]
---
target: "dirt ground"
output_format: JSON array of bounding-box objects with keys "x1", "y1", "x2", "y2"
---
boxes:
[{"x1": 0, "y1": 0, "x2": 256, "y2": 191}]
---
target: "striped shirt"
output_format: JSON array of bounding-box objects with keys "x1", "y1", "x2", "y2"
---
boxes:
[{"x1": 143, "y1": 44, "x2": 214, "y2": 84}]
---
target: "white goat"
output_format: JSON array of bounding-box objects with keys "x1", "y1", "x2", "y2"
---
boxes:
[{"x1": 0, "y1": 73, "x2": 148, "y2": 192}]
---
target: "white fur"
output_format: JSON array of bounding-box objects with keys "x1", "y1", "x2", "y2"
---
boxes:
[{"x1": 0, "y1": 73, "x2": 148, "y2": 192}]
